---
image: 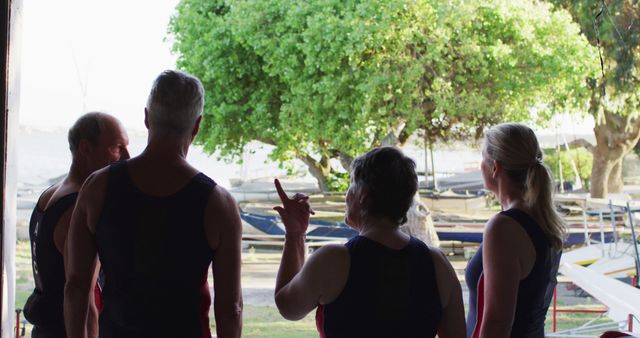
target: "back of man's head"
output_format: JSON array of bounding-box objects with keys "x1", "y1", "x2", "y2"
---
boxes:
[
  {"x1": 146, "y1": 70, "x2": 204, "y2": 137},
  {"x1": 68, "y1": 112, "x2": 105, "y2": 156}
]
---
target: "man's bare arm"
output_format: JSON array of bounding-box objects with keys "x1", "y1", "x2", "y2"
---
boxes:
[
  {"x1": 64, "y1": 173, "x2": 105, "y2": 338},
  {"x1": 85, "y1": 263, "x2": 101, "y2": 338},
  {"x1": 206, "y1": 187, "x2": 243, "y2": 338}
]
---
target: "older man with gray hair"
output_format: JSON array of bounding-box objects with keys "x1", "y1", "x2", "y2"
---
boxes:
[{"x1": 64, "y1": 70, "x2": 243, "y2": 338}]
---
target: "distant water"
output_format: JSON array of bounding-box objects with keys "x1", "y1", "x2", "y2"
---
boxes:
[
  {"x1": 15, "y1": 127, "x2": 482, "y2": 225},
  {"x1": 18, "y1": 128, "x2": 482, "y2": 189},
  {"x1": 15, "y1": 127, "x2": 304, "y2": 228},
  {"x1": 17, "y1": 127, "x2": 299, "y2": 191}
]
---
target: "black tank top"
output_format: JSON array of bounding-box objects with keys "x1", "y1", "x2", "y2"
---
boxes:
[
  {"x1": 96, "y1": 161, "x2": 216, "y2": 338},
  {"x1": 24, "y1": 192, "x2": 78, "y2": 337},
  {"x1": 317, "y1": 236, "x2": 442, "y2": 338},
  {"x1": 465, "y1": 208, "x2": 561, "y2": 338}
]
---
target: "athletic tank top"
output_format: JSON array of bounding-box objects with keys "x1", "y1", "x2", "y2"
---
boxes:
[
  {"x1": 317, "y1": 236, "x2": 442, "y2": 338},
  {"x1": 23, "y1": 192, "x2": 78, "y2": 337},
  {"x1": 465, "y1": 208, "x2": 562, "y2": 338},
  {"x1": 96, "y1": 161, "x2": 216, "y2": 338}
]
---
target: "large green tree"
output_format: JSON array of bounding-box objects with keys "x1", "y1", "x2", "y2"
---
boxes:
[
  {"x1": 550, "y1": 0, "x2": 640, "y2": 198},
  {"x1": 170, "y1": 0, "x2": 595, "y2": 191}
]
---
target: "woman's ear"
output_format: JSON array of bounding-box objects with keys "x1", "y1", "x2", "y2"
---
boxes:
[
  {"x1": 358, "y1": 186, "x2": 368, "y2": 204},
  {"x1": 492, "y1": 160, "x2": 501, "y2": 179}
]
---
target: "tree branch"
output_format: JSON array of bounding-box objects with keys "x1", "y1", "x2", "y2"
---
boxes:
[
  {"x1": 297, "y1": 153, "x2": 330, "y2": 191},
  {"x1": 567, "y1": 138, "x2": 595, "y2": 152}
]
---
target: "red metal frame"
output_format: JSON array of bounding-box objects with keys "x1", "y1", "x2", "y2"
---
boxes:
[
  {"x1": 553, "y1": 276, "x2": 638, "y2": 333},
  {"x1": 552, "y1": 286, "x2": 608, "y2": 332},
  {"x1": 555, "y1": 309, "x2": 608, "y2": 314}
]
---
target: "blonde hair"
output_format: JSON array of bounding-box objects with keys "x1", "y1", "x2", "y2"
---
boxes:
[{"x1": 484, "y1": 123, "x2": 566, "y2": 250}]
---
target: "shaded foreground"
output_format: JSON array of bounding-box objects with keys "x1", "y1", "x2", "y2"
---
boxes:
[{"x1": 15, "y1": 242, "x2": 613, "y2": 337}]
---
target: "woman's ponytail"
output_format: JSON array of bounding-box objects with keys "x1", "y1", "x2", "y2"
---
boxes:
[
  {"x1": 485, "y1": 123, "x2": 566, "y2": 251},
  {"x1": 524, "y1": 161, "x2": 566, "y2": 250}
]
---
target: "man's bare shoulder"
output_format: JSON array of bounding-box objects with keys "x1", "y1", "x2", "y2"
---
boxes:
[
  {"x1": 37, "y1": 183, "x2": 61, "y2": 210},
  {"x1": 206, "y1": 184, "x2": 238, "y2": 212},
  {"x1": 76, "y1": 167, "x2": 111, "y2": 203},
  {"x1": 203, "y1": 184, "x2": 241, "y2": 250},
  {"x1": 204, "y1": 184, "x2": 241, "y2": 231},
  {"x1": 84, "y1": 167, "x2": 110, "y2": 188}
]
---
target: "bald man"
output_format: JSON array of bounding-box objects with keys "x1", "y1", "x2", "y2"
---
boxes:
[{"x1": 24, "y1": 112, "x2": 130, "y2": 338}]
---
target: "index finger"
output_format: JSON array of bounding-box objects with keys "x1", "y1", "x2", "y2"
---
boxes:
[{"x1": 274, "y1": 178, "x2": 290, "y2": 203}]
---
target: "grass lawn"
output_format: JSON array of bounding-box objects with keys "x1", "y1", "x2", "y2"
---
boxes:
[
  {"x1": 16, "y1": 241, "x2": 33, "y2": 311},
  {"x1": 545, "y1": 308, "x2": 615, "y2": 333},
  {"x1": 237, "y1": 305, "x2": 317, "y2": 338}
]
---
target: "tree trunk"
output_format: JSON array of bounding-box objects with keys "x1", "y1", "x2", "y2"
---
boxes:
[
  {"x1": 607, "y1": 160, "x2": 624, "y2": 193},
  {"x1": 589, "y1": 111, "x2": 640, "y2": 198},
  {"x1": 589, "y1": 148, "x2": 612, "y2": 198},
  {"x1": 337, "y1": 152, "x2": 353, "y2": 171},
  {"x1": 298, "y1": 153, "x2": 332, "y2": 192}
]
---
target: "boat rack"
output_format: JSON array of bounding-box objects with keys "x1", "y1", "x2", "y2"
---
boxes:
[{"x1": 241, "y1": 233, "x2": 345, "y2": 257}]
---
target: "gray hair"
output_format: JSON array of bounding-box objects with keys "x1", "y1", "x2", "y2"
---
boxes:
[
  {"x1": 146, "y1": 70, "x2": 204, "y2": 136},
  {"x1": 68, "y1": 112, "x2": 105, "y2": 154}
]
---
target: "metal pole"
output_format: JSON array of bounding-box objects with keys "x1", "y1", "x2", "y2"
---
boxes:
[
  {"x1": 430, "y1": 145, "x2": 438, "y2": 191},
  {"x1": 558, "y1": 152, "x2": 564, "y2": 193},
  {"x1": 582, "y1": 198, "x2": 589, "y2": 246},
  {"x1": 625, "y1": 202, "x2": 640, "y2": 288},
  {"x1": 610, "y1": 200, "x2": 618, "y2": 243},
  {"x1": 423, "y1": 131, "x2": 429, "y2": 190},
  {"x1": 599, "y1": 211, "x2": 605, "y2": 256}
]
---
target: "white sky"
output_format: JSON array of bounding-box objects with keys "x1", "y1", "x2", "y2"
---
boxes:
[
  {"x1": 18, "y1": 0, "x2": 596, "y2": 136},
  {"x1": 19, "y1": 0, "x2": 181, "y2": 131}
]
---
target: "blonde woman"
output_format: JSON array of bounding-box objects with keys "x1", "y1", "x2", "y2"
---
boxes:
[{"x1": 466, "y1": 123, "x2": 566, "y2": 338}]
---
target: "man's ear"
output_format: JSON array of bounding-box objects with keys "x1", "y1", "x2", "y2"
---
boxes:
[
  {"x1": 78, "y1": 139, "x2": 92, "y2": 157},
  {"x1": 144, "y1": 108, "x2": 150, "y2": 129},
  {"x1": 192, "y1": 115, "x2": 202, "y2": 140}
]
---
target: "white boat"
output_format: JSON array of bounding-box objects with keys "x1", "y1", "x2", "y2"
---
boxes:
[
  {"x1": 562, "y1": 242, "x2": 638, "y2": 279},
  {"x1": 588, "y1": 254, "x2": 637, "y2": 278}
]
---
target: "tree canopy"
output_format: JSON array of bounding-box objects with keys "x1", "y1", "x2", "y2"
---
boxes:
[
  {"x1": 550, "y1": 0, "x2": 640, "y2": 197},
  {"x1": 170, "y1": 0, "x2": 596, "y2": 190}
]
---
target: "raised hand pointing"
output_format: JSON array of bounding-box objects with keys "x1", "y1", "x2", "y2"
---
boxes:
[{"x1": 273, "y1": 179, "x2": 315, "y2": 236}]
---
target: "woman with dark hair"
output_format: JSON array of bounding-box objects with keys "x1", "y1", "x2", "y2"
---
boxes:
[
  {"x1": 466, "y1": 123, "x2": 566, "y2": 338},
  {"x1": 273, "y1": 147, "x2": 465, "y2": 338}
]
